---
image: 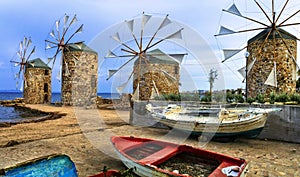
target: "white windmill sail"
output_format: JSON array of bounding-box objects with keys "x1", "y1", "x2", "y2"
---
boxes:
[
  {"x1": 237, "y1": 58, "x2": 257, "y2": 79},
  {"x1": 226, "y1": 3, "x2": 242, "y2": 16},
  {"x1": 264, "y1": 62, "x2": 277, "y2": 87},
  {"x1": 222, "y1": 49, "x2": 243, "y2": 62},
  {"x1": 238, "y1": 66, "x2": 247, "y2": 78},
  {"x1": 217, "y1": 26, "x2": 235, "y2": 36},
  {"x1": 132, "y1": 83, "x2": 140, "y2": 101},
  {"x1": 150, "y1": 80, "x2": 160, "y2": 99}
]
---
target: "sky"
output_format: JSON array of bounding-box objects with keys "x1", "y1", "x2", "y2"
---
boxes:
[{"x1": 0, "y1": 0, "x2": 299, "y2": 93}]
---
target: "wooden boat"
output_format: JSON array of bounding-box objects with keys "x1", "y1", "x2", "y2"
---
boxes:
[
  {"x1": 88, "y1": 170, "x2": 121, "y2": 177},
  {"x1": 146, "y1": 104, "x2": 281, "y2": 138},
  {"x1": 0, "y1": 154, "x2": 77, "y2": 177},
  {"x1": 111, "y1": 136, "x2": 249, "y2": 177}
]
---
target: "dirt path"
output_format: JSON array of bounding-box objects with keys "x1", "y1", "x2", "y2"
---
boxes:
[{"x1": 0, "y1": 104, "x2": 299, "y2": 177}]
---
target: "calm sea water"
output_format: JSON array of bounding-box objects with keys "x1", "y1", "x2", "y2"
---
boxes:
[
  {"x1": 0, "y1": 91, "x2": 121, "y2": 122},
  {"x1": 0, "y1": 92, "x2": 121, "y2": 102}
]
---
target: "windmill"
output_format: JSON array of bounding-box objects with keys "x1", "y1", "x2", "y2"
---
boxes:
[
  {"x1": 104, "y1": 12, "x2": 187, "y2": 100},
  {"x1": 215, "y1": 0, "x2": 300, "y2": 98},
  {"x1": 45, "y1": 13, "x2": 83, "y2": 80},
  {"x1": 10, "y1": 36, "x2": 35, "y2": 91}
]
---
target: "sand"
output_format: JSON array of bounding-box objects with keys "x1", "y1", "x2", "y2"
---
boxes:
[{"x1": 0, "y1": 104, "x2": 299, "y2": 177}]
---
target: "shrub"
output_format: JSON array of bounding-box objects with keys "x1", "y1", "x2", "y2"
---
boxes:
[
  {"x1": 274, "y1": 92, "x2": 290, "y2": 102},
  {"x1": 256, "y1": 93, "x2": 265, "y2": 103}
]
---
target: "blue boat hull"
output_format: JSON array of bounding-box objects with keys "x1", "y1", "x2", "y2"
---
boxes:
[{"x1": 0, "y1": 154, "x2": 77, "y2": 177}]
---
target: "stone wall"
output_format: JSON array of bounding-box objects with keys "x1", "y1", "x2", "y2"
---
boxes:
[
  {"x1": 62, "y1": 50, "x2": 98, "y2": 107},
  {"x1": 247, "y1": 37, "x2": 297, "y2": 98},
  {"x1": 133, "y1": 63, "x2": 180, "y2": 100},
  {"x1": 24, "y1": 68, "x2": 51, "y2": 104}
]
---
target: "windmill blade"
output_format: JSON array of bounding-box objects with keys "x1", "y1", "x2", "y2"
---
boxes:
[
  {"x1": 141, "y1": 13, "x2": 151, "y2": 27},
  {"x1": 223, "y1": 4, "x2": 268, "y2": 27},
  {"x1": 69, "y1": 15, "x2": 78, "y2": 26},
  {"x1": 126, "y1": 19, "x2": 134, "y2": 33},
  {"x1": 55, "y1": 20, "x2": 61, "y2": 40},
  {"x1": 64, "y1": 14, "x2": 70, "y2": 26},
  {"x1": 147, "y1": 28, "x2": 184, "y2": 50},
  {"x1": 125, "y1": 19, "x2": 140, "y2": 50},
  {"x1": 278, "y1": 9, "x2": 300, "y2": 26},
  {"x1": 23, "y1": 37, "x2": 27, "y2": 49},
  {"x1": 169, "y1": 53, "x2": 186, "y2": 63},
  {"x1": 275, "y1": 28, "x2": 300, "y2": 69},
  {"x1": 238, "y1": 66, "x2": 246, "y2": 78},
  {"x1": 222, "y1": 48, "x2": 244, "y2": 62},
  {"x1": 111, "y1": 32, "x2": 137, "y2": 54},
  {"x1": 106, "y1": 55, "x2": 137, "y2": 80},
  {"x1": 116, "y1": 70, "x2": 134, "y2": 94},
  {"x1": 27, "y1": 38, "x2": 32, "y2": 48},
  {"x1": 26, "y1": 46, "x2": 35, "y2": 60},
  {"x1": 216, "y1": 26, "x2": 236, "y2": 36},
  {"x1": 215, "y1": 26, "x2": 268, "y2": 36},
  {"x1": 64, "y1": 24, "x2": 83, "y2": 45},
  {"x1": 254, "y1": 0, "x2": 272, "y2": 24},
  {"x1": 165, "y1": 28, "x2": 183, "y2": 40},
  {"x1": 275, "y1": 0, "x2": 289, "y2": 24},
  {"x1": 106, "y1": 50, "x2": 118, "y2": 58},
  {"x1": 264, "y1": 62, "x2": 277, "y2": 87},
  {"x1": 225, "y1": 3, "x2": 242, "y2": 16},
  {"x1": 108, "y1": 70, "x2": 118, "y2": 78}
]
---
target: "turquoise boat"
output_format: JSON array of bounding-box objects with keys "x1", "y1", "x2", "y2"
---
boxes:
[{"x1": 0, "y1": 154, "x2": 77, "y2": 177}]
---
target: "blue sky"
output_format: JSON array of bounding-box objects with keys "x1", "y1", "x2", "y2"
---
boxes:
[{"x1": 0, "y1": 0, "x2": 299, "y2": 93}]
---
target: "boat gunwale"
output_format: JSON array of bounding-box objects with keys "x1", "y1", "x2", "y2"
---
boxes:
[{"x1": 111, "y1": 136, "x2": 248, "y2": 177}]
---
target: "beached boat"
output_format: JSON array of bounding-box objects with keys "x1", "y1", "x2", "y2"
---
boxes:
[
  {"x1": 88, "y1": 170, "x2": 121, "y2": 177},
  {"x1": 111, "y1": 136, "x2": 249, "y2": 177},
  {"x1": 0, "y1": 154, "x2": 77, "y2": 177},
  {"x1": 146, "y1": 104, "x2": 281, "y2": 138}
]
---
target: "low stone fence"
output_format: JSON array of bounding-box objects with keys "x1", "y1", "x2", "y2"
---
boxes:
[{"x1": 130, "y1": 101, "x2": 300, "y2": 143}]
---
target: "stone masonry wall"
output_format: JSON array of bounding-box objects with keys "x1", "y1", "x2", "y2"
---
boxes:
[
  {"x1": 133, "y1": 63, "x2": 180, "y2": 100},
  {"x1": 62, "y1": 51, "x2": 98, "y2": 107},
  {"x1": 247, "y1": 37, "x2": 297, "y2": 98},
  {"x1": 24, "y1": 68, "x2": 51, "y2": 104}
]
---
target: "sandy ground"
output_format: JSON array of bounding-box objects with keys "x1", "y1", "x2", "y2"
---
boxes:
[{"x1": 0, "y1": 104, "x2": 299, "y2": 177}]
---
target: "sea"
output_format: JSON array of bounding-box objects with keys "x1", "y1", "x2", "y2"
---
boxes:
[
  {"x1": 0, "y1": 91, "x2": 121, "y2": 102},
  {"x1": 0, "y1": 91, "x2": 121, "y2": 123}
]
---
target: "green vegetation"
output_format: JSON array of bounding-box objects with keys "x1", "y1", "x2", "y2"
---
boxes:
[{"x1": 153, "y1": 90, "x2": 300, "y2": 105}]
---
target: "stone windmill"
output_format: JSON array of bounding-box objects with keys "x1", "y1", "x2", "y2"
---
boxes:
[
  {"x1": 10, "y1": 37, "x2": 52, "y2": 104},
  {"x1": 216, "y1": 0, "x2": 299, "y2": 99},
  {"x1": 105, "y1": 13, "x2": 186, "y2": 100},
  {"x1": 45, "y1": 14, "x2": 98, "y2": 107}
]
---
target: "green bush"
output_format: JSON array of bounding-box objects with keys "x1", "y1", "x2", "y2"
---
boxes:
[
  {"x1": 247, "y1": 97, "x2": 255, "y2": 104},
  {"x1": 234, "y1": 94, "x2": 244, "y2": 103},
  {"x1": 274, "y1": 93, "x2": 290, "y2": 102},
  {"x1": 289, "y1": 93, "x2": 300, "y2": 103},
  {"x1": 256, "y1": 93, "x2": 265, "y2": 103}
]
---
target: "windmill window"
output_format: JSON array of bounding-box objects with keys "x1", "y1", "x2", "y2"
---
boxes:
[
  {"x1": 45, "y1": 70, "x2": 49, "y2": 75},
  {"x1": 44, "y1": 83, "x2": 48, "y2": 92}
]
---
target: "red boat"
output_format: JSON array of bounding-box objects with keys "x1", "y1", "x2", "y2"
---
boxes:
[
  {"x1": 88, "y1": 169, "x2": 121, "y2": 177},
  {"x1": 111, "y1": 136, "x2": 249, "y2": 177}
]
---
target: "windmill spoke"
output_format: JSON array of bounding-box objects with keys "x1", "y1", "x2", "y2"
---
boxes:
[
  {"x1": 147, "y1": 28, "x2": 183, "y2": 51},
  {"x1": 223, "y1": 9, "x2": 268, "y2": 27},
  {"x1": 121, "y1": 48, "x2": 137, "y2": 55},
  {"x1": 65, "y1": 24, "x2": 83, "y2": 45},
  {"x1": 278, "y1": 10, "x2": 300, "y2": 26},
  {"x1": 26, "y1": 46, "x2": 35, "y2": 60},
  {"x1": 215, "y1": 26, "x2": 268, "y2": 36},
  {"x1": 275, "y1": 0, "x2": 289, "y2": 24},
  {"x1": 144, "y1": 14, "x2": 170, "y2": 53},
  {"x1": 111, "y1": 32, "x2": 137, "y2": 54},
  {"x1": 125, "y1": 19, "x2": 140, "y2": 50},
  {"x1": 275, "y1": 29, "x2": 300, "y2": 69},
  {"x1": 254, "y1": 0, "x2": 272, "y2": 24},
  {"x1": 106, "y1": 55, "x2": 137, "y2": 80}
]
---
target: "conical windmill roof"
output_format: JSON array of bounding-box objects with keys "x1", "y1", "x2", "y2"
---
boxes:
[
  {"x1": 248, "y1": 28, "x2": 297, "y2": 44},
  {"x1": 65, "y1": 42, "x2": 97, "y2": 54},
  {"x1": 27, "y1": 58, "x2": 51, "y2": 70},
  {"x1": 135, "y1": 49, "x2": 179, "y2": 65}
]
